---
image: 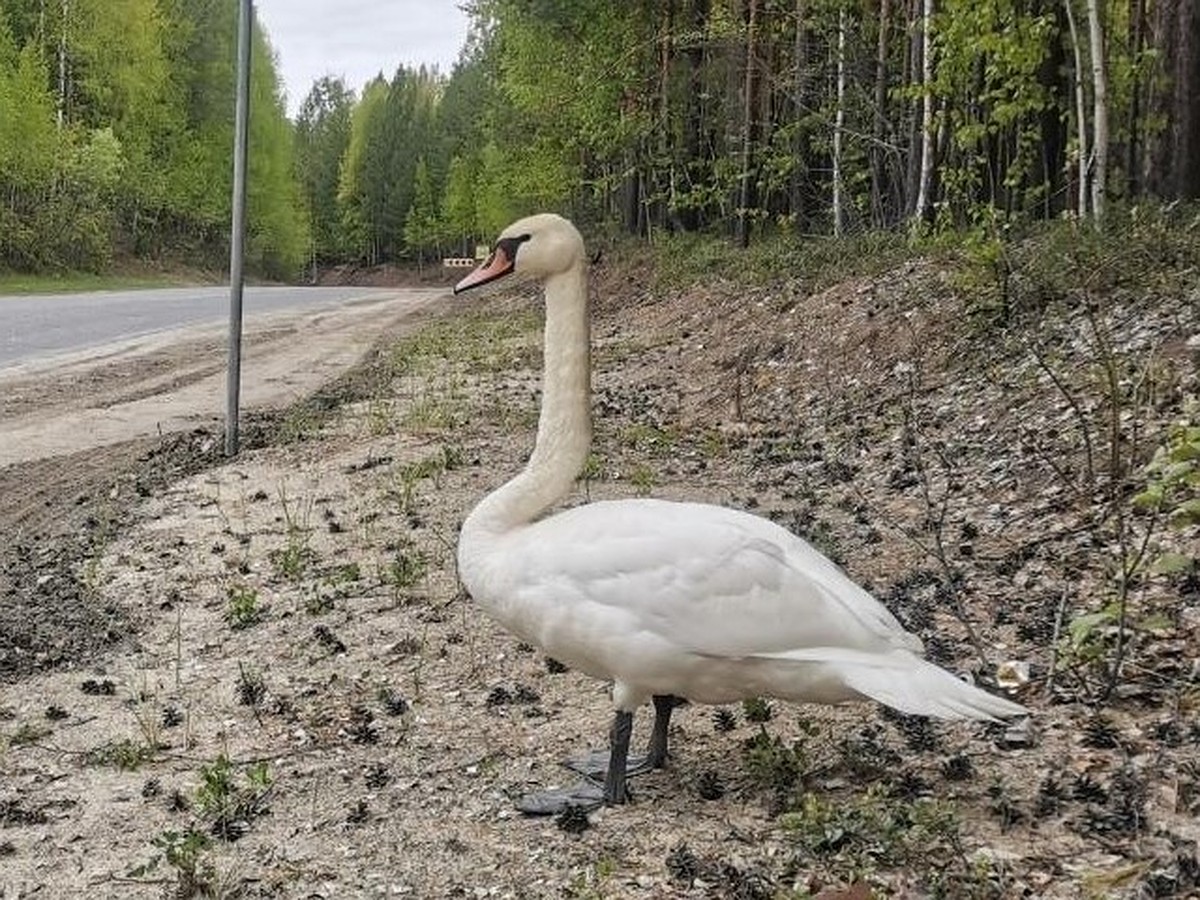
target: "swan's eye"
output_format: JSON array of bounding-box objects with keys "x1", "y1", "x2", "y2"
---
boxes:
[{"x1": 495, "y1": 233, "x2": 532, "y2": 260}]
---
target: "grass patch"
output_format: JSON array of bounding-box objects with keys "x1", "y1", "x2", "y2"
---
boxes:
[
  {"x1": 385, "y1": 307, "x2": 542, "y2": 379},
  {"x1": 383, "y1": 543, "x2": 428, "y2": 591},
  {"x1": 85, "y1": 737, "x2": 156, "y2": 770},
  {"x1": 225, "y1": 584, "x2": 265, "y2": 630},
  {"x1": 194, "y1": 755, "x2": 273, "y2": 841},
  {"x1": 0, "y1": 270, "x2": 197, "y2": 295},
  {"x1": 948, "y1": 202, "x2": 1200, "y2": 330},
  {"x1": 649, "y1": 228, "x2": 913, "y2": 293}
]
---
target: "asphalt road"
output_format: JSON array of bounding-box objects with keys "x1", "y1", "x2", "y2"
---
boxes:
[{"x1": 0, "y1": 285, "x2": 396, "y2": 369}]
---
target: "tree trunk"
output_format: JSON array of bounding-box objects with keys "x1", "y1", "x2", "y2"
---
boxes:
[
  {"x1": 681, "y1": 0, "x2": 710, "y2": 230},
  {"x1": 1148, "y1": 0, "x2": 1200, "y2": 198},
  {"x1": 1125, "y1": 0, "x2": 1146, "y2": 196},
  {"x1": 913, "y1": 0, "x2": 935, "y2": 226},
  {"x1": 1064, "y1": 0, "x2": 1090, "y2": 217},
  {"x1": 737, "y1": 0, "x2": 759, "y2": 247},
  {"x1": 871, "y1": 0, "x2": 891, "y2": 227},
  {"x1": 1086, "y1": 0, "x2": 1109, "y2": 222},
  {"x1": 1178, "y1": 0, "x2": 1200, "y2": 197},
  {"x1": 833, "y1": 7, "x2": 846, "y2": 236},
  {"x1": 903, "y1": 0, "x2": 922, "y2": 215},
  {"x1": 790, "y1": 0, "x2": 811, "y2": 225},
  {"x1": 654, "y1": 0, "x2": 675, "y2": 233}
]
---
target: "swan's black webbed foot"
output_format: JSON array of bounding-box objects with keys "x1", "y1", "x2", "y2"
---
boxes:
[
  {"x1": 519, "y1": 705, "x2": 646, "y2": 814},
  {"x1": 522, "y1": 695, "x2": 683, "y2": 813},
  {"x1": 563, "y1": 748, "x2": 655, "y2": 779},
  {"x1": 516, "y1": 781, "x2": 605, "y2": 815},
  {"x1": 563, "y1": 693, "x2": 680, "y2": 778}
]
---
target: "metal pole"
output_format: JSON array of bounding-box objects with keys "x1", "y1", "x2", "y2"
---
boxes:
[{"x1": 225, "y1": 0, "x2": 253, "y2": 456}]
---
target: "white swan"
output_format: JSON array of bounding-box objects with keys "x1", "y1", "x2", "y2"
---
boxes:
[{"x1": 453, "y1": 213, "x2": 1025, "y2": 812}]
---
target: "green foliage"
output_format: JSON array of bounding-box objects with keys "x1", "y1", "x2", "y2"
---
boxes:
[
  {"x1": 148, "y1": 828, "x2": 213, "y2": 896},
  {"x1": 1135, "y1": 408, "x2": 1200, "y2": 573},
  {"x1": 931, "y1": 0, "x2": 1056, "y2": 221},
  {"x1": 1136, "y1": 413, "x2": 1200, "y2": 526},
  {"x1": 225, "y1": 584, "x2": 264, "y2": 630},
  {"x1": 779, "y1": 788, "x2": 1001, "y2": 895},
  {"x1": 0, "y1": 0, "x2": 305, "y2": 276},
  {"x1": 652, "y1": 227, "x2": 912, "y2": 293},
  {"x1": 404, "y1": 157, "x2": 441, "y2": 261},
  {"x1": 296, "y1": 76, "x2": 354, "y2": 264},
  {"x1": 441, "y1": 154, "x2": 480, "y2": 253},
  {"x1": 85, "y1": 736, "x2": 156, "y2": 770},
  {"x1": 193, "y1": 754, "x2": 273, "y2": 840},
  {"x1": 3, "y1": 0, "x2": 1193, "y2": 275},
  {"x1": 385, "y1": 544, "x2": 428, "y2": 591},
  {"x1": 955, "y1": 204, "x2": 1200, "y2": 328},
  {"x1": 742, "y1": 728, "x2": 806, "y2": 792}
]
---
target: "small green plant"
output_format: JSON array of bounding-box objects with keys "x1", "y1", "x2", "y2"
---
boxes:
[
  {"x1": 402, "y1": 385, "x2": 466, "y2": 431},
  {"x1": 225, "y1": 584, "x2": 264, "y2": 630},
  {"x1": 628, "y1": 462, "x2": 657, "y2": 495},
  {"x1": 778, "y1": 787, "x2": 992, "y2": 893},
  {"x1": 742, "y1": 697, "x2": 773, "y2": 723},
  {"x1": 619, "y1": 422, "x2": 681, "y2": 457},
  {"x1": 742, "y1": 728, "x2": 805, "y2": 793},
  {"x1": 366, "y1": 397, "x2": 397, "y2": 435},
  {"x1": 269, "y1": 539, "x2": 314, "y2": 581},
  {"x1": 85, "y1": 737, "x2": 155, "y2": 770},
  {"x1": 390, "y1": 455, "x2": 448, "y2": 513},
  {"x1": 578, "y1": 452, "x2": 605, "y2": 497},
  {"x1": 384, "y1": 545, "x2": 428, "y2": 591},
  {"x1": 129, "y1": 828, "x2": 214, "y2": 897},
  {"x1": 194, "y1": 754, "x2": 273, "y2": 841},
  {"x1": 305, "y1": 562, "x2": 363, "y2": 614},
  {"x1": 269, "y1": 488, "x2": 315, "y2": 581},
  {"x1": 8, "y1": 722, "x2": 51, "y2": 747},
  {"x1": 1135, "y1": 408, "x2": 1200, "y2": 574}
]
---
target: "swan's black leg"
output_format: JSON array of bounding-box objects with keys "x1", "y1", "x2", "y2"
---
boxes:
[
  {"x1": 564, "y1": 693, "x2": 681, "y2": 778},
  {"x1": 603, "y1": 710, "x2": 634, "y2": 804},
  {"x1": 519, "y1": 697, "x2": 685, "y2": 815},
  {"x1": 645, "y1": 693, "x2": 679, "y2": 769},
  {"x1": 516, "y1": 710, "x2": 634, "y2": 815}
]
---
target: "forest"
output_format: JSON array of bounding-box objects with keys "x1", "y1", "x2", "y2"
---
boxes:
[{"x1": 1, "y1": 0, "x2": 1198, "y2": 278}]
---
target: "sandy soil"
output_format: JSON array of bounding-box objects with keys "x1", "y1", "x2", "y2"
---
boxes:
[{"x1": 0, "y1": 263, "x2": 1197, "y2": 899}]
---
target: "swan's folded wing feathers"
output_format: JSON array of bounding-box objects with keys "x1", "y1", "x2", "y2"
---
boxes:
[{"x1": 516, "y1": 498, "x2": 918, "y2": 658}]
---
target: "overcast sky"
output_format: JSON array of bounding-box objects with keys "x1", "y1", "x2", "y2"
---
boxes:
[{"x1": 254, "y1": 0, "x2": 471, "y2": 116}]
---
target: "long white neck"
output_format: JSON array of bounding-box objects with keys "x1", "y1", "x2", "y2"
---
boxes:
[{"x1": 461, "y1": 261, "x2": 591, "y2": 543}]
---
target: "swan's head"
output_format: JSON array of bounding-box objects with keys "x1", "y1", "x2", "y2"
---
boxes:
[{"x1": 453, "y1": 213, "x2": 584, "y2": 295}]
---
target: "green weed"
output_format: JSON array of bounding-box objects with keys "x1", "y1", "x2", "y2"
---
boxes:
[
  {"x1": 225, "y1": 584, "x2": 264, "y2": 630},
  {"x1": 85, "y1": 737, "x2": 155, "y2": 770}
]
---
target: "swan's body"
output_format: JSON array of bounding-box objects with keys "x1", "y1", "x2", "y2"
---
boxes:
[{"x1": 454, "y1": 214, "x2": 1025, "y2": 810}]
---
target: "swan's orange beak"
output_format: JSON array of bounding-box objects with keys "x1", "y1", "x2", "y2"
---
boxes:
[{"x1": 453, "y1": 245, "x2": 515, "y2": 294}]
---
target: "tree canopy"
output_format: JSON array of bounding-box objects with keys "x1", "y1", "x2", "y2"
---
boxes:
[{"x1": 3, "y1": 0, "x2": 1198, "y2": 277}]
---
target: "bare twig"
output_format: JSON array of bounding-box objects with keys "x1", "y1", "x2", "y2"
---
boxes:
[
  {"x1": 897, "y1": 364, "x2": 991, "y2": 670},
  {"x1": 1044, "y1": 587, "x2": 1071, "y2": 698},
  {"x1": 1023, "y1": 333, "x2": 1097, "y2": 491}
]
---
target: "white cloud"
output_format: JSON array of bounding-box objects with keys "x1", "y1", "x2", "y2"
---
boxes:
[{"x1": 254, "y1": 0, "x2": 470, "y2": 115}]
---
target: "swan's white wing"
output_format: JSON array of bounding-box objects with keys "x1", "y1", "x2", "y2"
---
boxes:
[{"x1": 505, "y1": 498, "x2": 919, "y2": 658}]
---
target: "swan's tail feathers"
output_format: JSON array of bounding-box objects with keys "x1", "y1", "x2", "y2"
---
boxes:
[
  {"x1": 769, "y1": 648, "x2": 1028, "y2": 721},
  {"x1": 841, "y1": 650, "x2": 1026, "y2": 720}
]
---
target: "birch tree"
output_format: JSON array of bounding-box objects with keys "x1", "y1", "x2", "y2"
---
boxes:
[
  {"x1": 832, "y1": 5, "x2": 846, "y2": 236},
  {"x1": 1086, "y1": 0, "x2": 1109, "y2": 222},
  {"x1": 913, "y1": 0, "x2": 935, "y2": 226},
  {"x1": 1064, "y1": 0, "x2": 1089, "y2": 217}
]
